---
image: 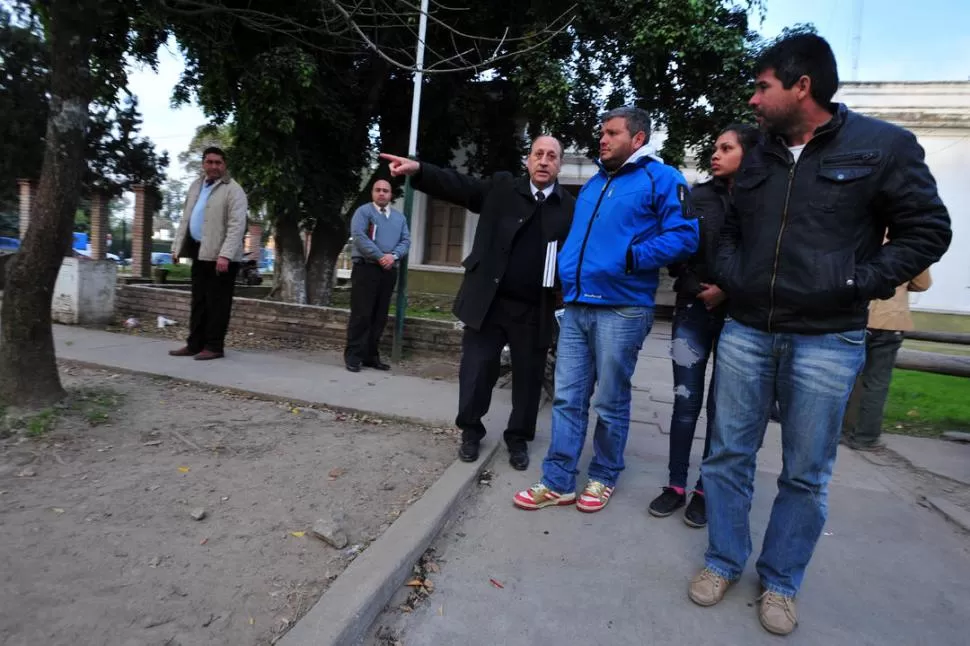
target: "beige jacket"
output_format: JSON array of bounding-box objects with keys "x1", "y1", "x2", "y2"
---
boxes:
[
  {"x1": 172, "y1": 175, "x2": 248, "y2": 262},
  {"x1": 867, "y1": 268, "x2": 932, "y2": 332}
]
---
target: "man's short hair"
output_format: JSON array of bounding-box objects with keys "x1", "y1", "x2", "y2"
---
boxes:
[
  {"x1": 602, "y1": 107, "x2": 651, "y2": 141},
  {"x1": 202, "y1": 146, "x2": 226, "y2": 161},
  {"x1": 756, "y1": 33, "x2": 839, "y2": 105}
]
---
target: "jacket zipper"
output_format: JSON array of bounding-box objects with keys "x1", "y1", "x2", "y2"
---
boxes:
[
  {"x1": 767, "y1": 158, "x2": 798, "y2": 331},
  {"x1": 571, "y1": 175, "x2": 614, "y2": 302}
]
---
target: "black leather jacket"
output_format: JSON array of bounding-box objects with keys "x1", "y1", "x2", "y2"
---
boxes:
[
  {"x1": 669, "y1": 180, "x2": 729, "y2": 300},
  {"x1": 715, "y1": 104, "x2": 952, "y2": 334}
]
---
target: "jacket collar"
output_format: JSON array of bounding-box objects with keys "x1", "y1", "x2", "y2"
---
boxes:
[
  {"x1": 517, "y1": 176, "x2": 563, "y2": 202},
  {"x1": 594, "y1": 142, "x2": 663, "y2": 176},
  {"x1": 764, "y1": 103, "x2": 848, "y2": 159}
]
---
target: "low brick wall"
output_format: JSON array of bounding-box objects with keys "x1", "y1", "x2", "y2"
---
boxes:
[{"x1": 115, "y1": 284, "x2": 463, "y2": 355}]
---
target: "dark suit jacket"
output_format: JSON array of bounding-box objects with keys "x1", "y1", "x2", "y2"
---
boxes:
[{"x1": 413, "y1": 163, "x2": 576, "y2": 347}]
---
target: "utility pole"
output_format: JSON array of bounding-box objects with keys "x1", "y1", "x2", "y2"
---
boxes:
[
  {"x1": 850, "y1": 0, "x2": 864, "y2": 81},
  {"x1": 391, "y1": 0, "x2": 429, "y2": 363}
]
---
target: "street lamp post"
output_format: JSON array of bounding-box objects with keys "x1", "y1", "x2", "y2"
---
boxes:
[{"x1": 391, "y1": 0, "x2": 430, "y2": 363}]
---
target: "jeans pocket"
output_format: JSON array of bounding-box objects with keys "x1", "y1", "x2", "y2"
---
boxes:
[
  {"x1": 834, "y1": 329, "x2": 866, "y2": 345},
  {"x1": 610, "y1": 306, "x2": 648, "y2": 320}
]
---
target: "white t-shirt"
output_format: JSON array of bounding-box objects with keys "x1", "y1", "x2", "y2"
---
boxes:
[{"x1": 789, "y1": 144, "x2": 807, "y2": 163}]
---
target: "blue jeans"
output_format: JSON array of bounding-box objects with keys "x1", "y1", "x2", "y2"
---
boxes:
[
  {"x1": 541, "y1": 304, "x2": 653, "y2": 493},
  {"x1": 702, "y1": 319, "x2": 865, "y2": 597},
  {"x1": 668, "y1": 300, "x2": 724, "y2": 490}
]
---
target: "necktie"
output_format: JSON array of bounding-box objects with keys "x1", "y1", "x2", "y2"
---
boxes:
[
  {"x1": 380, "y1": 207, "x2": 388, "y2": 217},
  {"x1": 535, "y1": 190, "x2": 545, "y2": 204}
]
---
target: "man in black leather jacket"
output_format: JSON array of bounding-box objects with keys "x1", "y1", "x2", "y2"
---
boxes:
[
  {"x1": 380, "y1": 138, "x2": 575, "y2": 471},
  {"x1": 689, "y1": 33, "x2": 952, "y2": 637}
]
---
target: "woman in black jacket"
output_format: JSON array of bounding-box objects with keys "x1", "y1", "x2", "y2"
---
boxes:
[{"x1": 648, "y1": 124, "x2": 760, "y2": 528}]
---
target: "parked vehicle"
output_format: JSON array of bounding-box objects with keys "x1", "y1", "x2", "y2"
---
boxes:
[
  {"x1": 0, "y1": 236, "x2": 20, "y2": 251},
  {"x1": 151, "y1": 252, "x2": 173, "y2": 266},
  {"x1": 238, "y1": 251, "x2": 263, "y2": 285}
]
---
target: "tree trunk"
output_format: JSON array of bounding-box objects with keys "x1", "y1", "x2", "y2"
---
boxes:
[
  {"x1": 305, "y1": 217, "x2": 348, "y2": 306},
  {"x1": 271, "y1": 216, "x2": 307, "y2": 304},
  {"x1": 0, "y1": 5, "x2": 92, "y2": 407}
]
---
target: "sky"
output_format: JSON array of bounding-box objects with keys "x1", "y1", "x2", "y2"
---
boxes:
[{"x1": 127, "y1": 0, "x2": 970, "y2": 180}]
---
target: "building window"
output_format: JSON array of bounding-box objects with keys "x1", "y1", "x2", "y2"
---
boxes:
[{"x1": 424, "y1": 198, "x2": 465, "y2": 265}]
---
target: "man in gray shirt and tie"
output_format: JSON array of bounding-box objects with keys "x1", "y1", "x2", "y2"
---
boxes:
[{"x1": 345, "y1": 179, "x2": 411, "y2": 372}]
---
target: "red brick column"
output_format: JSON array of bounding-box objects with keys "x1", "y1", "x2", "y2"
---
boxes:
[
  {"x1": 89, "y1": 192, "x2": 108, "y2": 260},
  {"x1": 131, "y1": 184, "x2": 154, "y2": 277},
  {"x1": 245, "y1": 223, "x2": 262, "y2": 257},
  {"x1": 17, "y1": 178, "x2": 34, "y2": 240}
]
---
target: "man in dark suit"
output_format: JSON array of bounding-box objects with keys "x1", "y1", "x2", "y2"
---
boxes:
[{"x1": 381, "y1": 136, "x2": 575, "y2": 469}]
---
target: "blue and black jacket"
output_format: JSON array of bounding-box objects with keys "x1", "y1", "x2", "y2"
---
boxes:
[{"x1": 558, "y1": 146, "x2": 699, "y2": 307}]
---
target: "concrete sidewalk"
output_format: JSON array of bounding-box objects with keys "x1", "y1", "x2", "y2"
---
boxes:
[
  {"x1": 53, "y1": 325, "x2": 502, "y2": 427},
  {"x1": 366, "y1": 324, "x2": 970, "y2": 646}
]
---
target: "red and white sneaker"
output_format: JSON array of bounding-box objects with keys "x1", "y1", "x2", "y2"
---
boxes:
[
  {"x1": 576, "y1": 480, "x2": 614, "y2": 513},
  {"x1": 513, "y1": 483, "x2": 576, "y2": 510}
]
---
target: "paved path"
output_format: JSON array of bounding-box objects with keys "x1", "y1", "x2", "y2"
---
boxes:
[
  {"x1": 366, "y1": 323, "x2": 970, "y2": 646},
  {"x1": 52, "y1": 325, "x2": 510, "y2": 428}
]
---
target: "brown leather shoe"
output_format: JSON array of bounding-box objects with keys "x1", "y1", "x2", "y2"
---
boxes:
[
  {"x1": 194, "y1": 349, "x2": 225, "y2": 361},
  {"x1": 169, "y1": 346, "x2": 199, "y2": 357}
]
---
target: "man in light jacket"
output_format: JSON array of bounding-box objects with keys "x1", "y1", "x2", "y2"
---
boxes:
[
  {"x1": 169, "y1": 146, "x2": 249, "y2": 360},
  {"x1": 841, "y1": 261, "x2": 932, "y2": 450}
]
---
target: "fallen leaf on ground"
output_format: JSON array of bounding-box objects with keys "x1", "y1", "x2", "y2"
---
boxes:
[
  {"x1": 200, "y1": 538, "x2": 208, "y2": 545},
  {"x1": 249, "y1": 617, "x2": 255, "y2": 626},
  {"x1": 438, "y1": 605, "x2": 444, "y2": 616},
  {"x1": 51, "y1": 508, "x2": 65, "y2": 514},
  {"x1": 423, "y1": 579, "x2": 435, "y2": 592},
  {"x1": 328, "y1": 467, "x2": 346, "y2": 480},
  {"x1": 405, "y1": 579, "x2": 424, "y2": 587},
  {"x1": 290, "y1": 531, "x2": 306, "y2": 538},
  {"x1": 177, "y1": 466, "x2": 190, "y2": 473},
  {"x1": 489, "y1": 578, "x2": 504, "y2": 589},
  {"x1": 425, "y1": 562, "x2": 440, "y2": 573}
]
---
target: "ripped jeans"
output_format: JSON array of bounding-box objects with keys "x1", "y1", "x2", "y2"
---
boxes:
[{"x1": 668, "y1": 298, "x2": 724, "y2": 491}]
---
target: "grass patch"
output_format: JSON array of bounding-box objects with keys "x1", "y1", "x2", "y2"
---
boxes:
[
  {"x1": 72, "y1": 388, "x2": 124, "y2": 426},
  {"x1": 884, "y1": 369, "x2": 970, "y2": 438},
  {"x1": 25, "y1": 408, "x2": 59, "y2": 437},
  {"x1": 159, "y1": 263, "x2": 192, "y2": 280}
]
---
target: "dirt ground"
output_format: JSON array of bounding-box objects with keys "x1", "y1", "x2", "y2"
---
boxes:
[
  {"x1": 0, "y1": 366, "x2": 458, "y2": 646},
  {"x1": 106, "y1": 321, "x2": 463, "y2": 383}
]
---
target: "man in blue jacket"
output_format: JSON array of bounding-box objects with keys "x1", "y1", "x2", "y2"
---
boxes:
[{"x1": 514, "y1": 106, "x2": 698, "y2": 513}]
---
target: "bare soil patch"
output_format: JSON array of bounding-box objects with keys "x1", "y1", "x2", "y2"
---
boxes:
[{"x1": 0, "y1": 366, "x2": 457, "y2": 646}]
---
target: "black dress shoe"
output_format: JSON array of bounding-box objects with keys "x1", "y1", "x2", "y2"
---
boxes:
[
  {"x1": 508, "y1": 445, "x2": 529, "y2": 471},
  {"x1": 346, "y1": 362, "x2": 361, "y2": 373},
  {"x1": 458, "y1": 440, "x2": 480, "y2": 462},
  {"x1": 363, "y1": 359, "x2": 391, "y2": 371}
]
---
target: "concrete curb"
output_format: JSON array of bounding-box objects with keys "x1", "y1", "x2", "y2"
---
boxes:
[
  {"x1": 58, "y1": 358, "x2": 453, "y2": 429},
  {"x1": 278, "y1": 437, "x2": 502, "y2": 646}
]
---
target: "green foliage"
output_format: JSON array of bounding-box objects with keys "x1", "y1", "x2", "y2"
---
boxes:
[{"x1": 1, "y1": 2, "x2": 168, "y2": 202}]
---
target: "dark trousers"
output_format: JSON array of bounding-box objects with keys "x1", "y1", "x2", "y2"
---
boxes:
[
  {"x1": 842, "y1": 329, "x2": 904, "y2": 446},
  {"x1": 456, "y1": 297, "x2": 548, "y2": 448},
  {"x1": 186, "y1": 254, "x2": 238, "y2": 354},
  {"x1": 668, "y1": 299, "x2": 724, "y2": 490},
  {"x1": 345, "y1": 261, "x2": 398, "y2": 365}
]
